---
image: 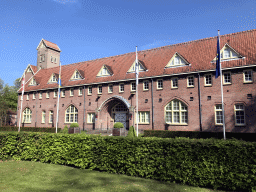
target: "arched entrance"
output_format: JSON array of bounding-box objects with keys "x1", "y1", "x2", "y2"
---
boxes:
[{"x1": 98, "y1": 96, "x2": 131, "y2": 130}]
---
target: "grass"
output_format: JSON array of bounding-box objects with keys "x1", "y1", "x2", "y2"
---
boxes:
[{"x1": 0, "y1": 159, "x2": 228, "y2": 192}]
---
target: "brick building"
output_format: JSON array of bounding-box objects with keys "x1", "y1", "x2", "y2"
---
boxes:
[{"x1": 17, "y1": 30, "x2": 256, "y2": 133}]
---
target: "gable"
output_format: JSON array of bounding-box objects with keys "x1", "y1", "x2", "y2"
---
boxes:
[
  {"x1": 165, "y1": 52, "x2": 189, "y2": 68},
  {"x1": 212, "y1": 44, "x2": 242, "y2": 62},
  {"x1": 127, "y1": 60, "x2": 146, "y2": 73},
  {"x1": 48, "y1": 73, "x2": 58, "y2": 83},
  {"x1": 70, "y1": 70, "x2": 83, "y2": 80},
  {"x1": 97, "y1": 65, "x2": 112, "y2": 77}
]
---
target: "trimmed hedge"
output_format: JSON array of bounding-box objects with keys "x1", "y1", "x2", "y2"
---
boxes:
[
  {"x1": 70, "y1": 123, "x2": 79, "y2": 128},
  {"x1": 0, "y1": 126, "x2": 61, "y2": 133},
  {"x1": 127, "y1": 126, "x2": 136, "y2": 138},
  {"x1": 113, "y1": 122, "x2": 124, "y2": 128},
  {"x1": 0, "y1": 132, "x2": 255, "y2": 191}
]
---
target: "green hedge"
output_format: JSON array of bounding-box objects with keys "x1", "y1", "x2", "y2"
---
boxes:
[
  {"x1": 144, "y1": 130, "x2": 256, "y2": 142},
  {"x1": 0, "y1": 132, "x2": 255, "y2": 191},
  {"x1": 0, "y1": 126, "x2": 61, "y2": 133},
  {"x1": 113, "y1": 122, "x2": 124, "y2": 128}
]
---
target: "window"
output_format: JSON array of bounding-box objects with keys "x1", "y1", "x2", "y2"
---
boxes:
[
  {"x1": 157, "y1": 79, "x2": 163, "y2": 89},
  {"x1": 75, "y1": 71, "x2": 79, "y2": 79},
  {"x1": 131, "y1": 82, "x2": 136, "y2": 92},
  {"x1": 30, "y1": 78, "x2": 36, "y2": 85},
  {"x1": 88, "y1": 86, "x2": 92, "y2": 95},
  {"x1": 171, "y1": 78, "x2": 178, "y2": 88},
  {"x1": 165, "y1": 100, "x2": 188, "y2": 124},
  {"x1": 71, "y1": 70, "x2": 82, "y2": 80},
  {"x1": 26, "y1": 94, "x2": 29, "y2": 100},
  {"x1": 65, "y1": 105, "x2": 78, "y2": 123},
  {"x1": 39, "y1": 92, "x2": 42, "y2": 99},
  {"x1": 243, "y1": 70, "x2": 253, "y2": 83},
  {"x1": 22, "y1": 108, "x2": 32, "y2": 123},
  {"x1": 215, "y1": 104, "x2": 223, "y2": 125},
  {"x1": 97, "y1": 85, "x2": 102, "y2": 94},
  {"x1": 50, "y1": 75, "x2": 57, "y2": 83},
  {"x1": 54, "y1": 90, "x2": 58, "y2": 98},
  {"x1": 119, "y1": 83, "x2": 124, "y2": 92},
  {"x1": 143, "y1": 81, "x2": 149, "y2": 91},
  {"x1": 137, "y1": 111, "x2": 150, "y2": 124},
  {"x1": 33, "y1": 93, "x2": 36, "y2": 99},
  {"x1": 204, "y1": 74, "x2": 212, "y2": 86},
  {"x1": 46, "y1": 91, "x2": 50, "y2": 98},
  {"x1": 61, "y1": 89, "x2": 65, "y2": 97},
  {"x1": 108, "y1": 84, "x2": 113, "y2": 93},
  {"x1": 54, "y1": 57, "x2": 57, "y2": 63},
  {"x1": 223, "y1": 72, "x2": 231, "y2": 84},
  {"x1": 20, "y1": 95, "x2": 23, "y2": 101},
  {"x1": 70, "y1": 88, "x2": 74, "y2": 96},
  {"x1": 234, "y1": 104, "x2": 245, "y2": 126},
  {"x1": 49, "y1": 111, "x2": 53, "y2": 123},
  {"x1": 128, "y1": 61, "x2": 146, "y2": 73},
  {"x1": 167, "y1": 54, "x2": 186, "y2": 67},
  {"x1": 187, "y1": 76, "x2": 194, "y2": 87},
  {"x1": 221, "y1": 46, "x2": 239, "y2": 60},
  {"x1": 40, "y1": 55, "x2": 45, "y2": 62},
  {"x1": 79, "y1": 87, "x2": 83, "y2": 96},
  {"x1": 42, "y1": 111, "x2": 46, "y2": 123},
  {"x1": 87, "y1": 113, "x2": 95, "y2": 123}
]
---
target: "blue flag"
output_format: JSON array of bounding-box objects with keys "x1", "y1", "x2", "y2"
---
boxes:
[{"x1": 215, "y1": 34, "x2": 221, "y2": 78}]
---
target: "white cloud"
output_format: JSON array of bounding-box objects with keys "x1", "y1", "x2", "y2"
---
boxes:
[{"x1": 52, "y1": 0, "x2": 77, "y2": 4}]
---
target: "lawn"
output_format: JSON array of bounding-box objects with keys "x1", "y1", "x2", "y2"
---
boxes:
[{"x1": 0, "y1": 160, "x2": 227, "y2": 192}]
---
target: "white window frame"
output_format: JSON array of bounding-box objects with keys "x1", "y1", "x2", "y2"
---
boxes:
[
  {"x1": 61, "y1": 89, "x2": 65, "y2": 97},
  {"x1": 33, "y1": 93, "x2": 36, "y2": 100},
  {"x1": 79, "y1": 87, "x2": 83, "y2": 96},
  {"x1": 223, "y1": 72, "x2": 232, "y2": 85},
  {"x1": 108, "y1": 84, "x2": 113, "y2": 93},
  {"x1": 26, "y1": 94, "x2": 29, "y2": 100},
  {"x1": 131, "y1": 82, "x2": 136, "y2": 92},
  {"x1": 46, "y1": 91, "x2": 49, "y2": 99},
  {"x1": 165, "y1": 100, "x2": 188, "y2": 125},
  {"x1": 204, "y1": 74, "x2": 212, "y2": 86},
  {"x1": 243, "y1": 69, "x2": 253, "y2": 83},
  {"x1": 136, "y1": 111, "x2": 150, "y2": 124},
  {"x1": 157, "y1": 79, "x2": 163, "y2": 90},
  {"x1": 119, "y1": 83, "x2": 124, "y2": 93},
  {"x1": 88, "y1": 86, "x2": 92, "y2": 95},
  {"x1": 42, "y1": 111, "x2": 46, "y2": 124},
  {"x1": 51, "y1": 56, "x2": 54, "y2": 63},
  {"x1": 22, "y1": 108, "x2": 32, "y2": 123},
  {"x1": 65, "y1": 105, "x2": 78, "y2": 123},
  {"x1": 70, "y1": 88, "x2": 74, "y2": 96},
  {"x1": 215, "y1": 104, "x2": 223, "y2": 125},
  {"x1": 98, "y1": 85, "x2": 102, "y2": 94},
  {"x1": 143, "y1": 80, "x2": 149, "y2": 91},
  {"x1": 171, "y1": 77, "x2": 178, "y2": 89},
  {"x1": 220, "y1": 46, "x2": 239, "y2": 60},
  {"x1": 54, "y1": 90, "x2": 58, "y2": 98},
  {"x1": 49, "y1": 111, "x2": 53, "y2": 123},
  {"x1": 234, "y1": 104, "x2": 246, "y2": 126},
  {"x1": 187, "y1": 76, "x2": 194, "y2": 87},
  {"x1": 39, "y1": 92, "x2": 42, "y2": 99},
  {"x1": 87, "y1": 113, "x2": 95, "y2": 123}
]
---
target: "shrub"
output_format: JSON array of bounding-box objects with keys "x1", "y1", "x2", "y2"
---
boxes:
[
  {"x1": 113, "y1": 122, "x2": 124, "y2": 128},
  {"x1": 127, "y1": 126, "x2": 136, "y2": 138},
  {"x1": 70, "y1": 123, "x2": 79, "y2": 128},
  {"x1": 59, "y1": 125, "x2": 68, "y2": 134}
]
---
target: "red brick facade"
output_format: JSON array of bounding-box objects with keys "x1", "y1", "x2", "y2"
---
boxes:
[{"x1": 17, "y1": 31, "x2": 256, "y2": 133}]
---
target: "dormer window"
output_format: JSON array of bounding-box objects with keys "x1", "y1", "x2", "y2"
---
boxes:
[
  {"x1": 29, "y1": 78, "x2": 36, "y2": 85},
  {"x1": 221, "y1": 46, "x2": 239, "y2": 60},
  {"x1": 52, "y1": 75, "x2": 57, "y2": 82},
  {"x1": 97, "y1": 65, "x2": 112, "y2": 77},
  {"x1": 165, "y1": 53, "x2": 188, "y2": 68},
  {"x1": 71, "y1": 70, "x2": 83, "y2": 80},
  {"x1": 127, "y1": 60, "x2": 146, "y2": 73}
]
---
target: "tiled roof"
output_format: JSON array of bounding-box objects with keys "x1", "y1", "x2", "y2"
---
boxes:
[
  {"x1": 20, "y1": 29, "x2": 256, "y2": 93},
  {"x1": 43, "y1": 39, "x2": 61, "y2": 52},
  {"x1": 30, "y1": 65, "x2": 38, "y2": 74}
]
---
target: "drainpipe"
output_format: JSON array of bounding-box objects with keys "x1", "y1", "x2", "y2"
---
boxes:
[
  {"x1": 83, "y1": 85, "x2": 85, "y2": 131},
  {"x1": 35, "y1": 91, "x2": 37, "y2": 127},
  {"x1": 151, "y1": 78, "x2": 154, "y2": 130},
  {"x1": 198, "y1": 73, "x2": 202, "y2": 131}
]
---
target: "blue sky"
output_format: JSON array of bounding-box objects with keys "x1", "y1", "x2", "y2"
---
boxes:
[{"x1": 1, "y1": 0, "x2": 256, "y2": 86}]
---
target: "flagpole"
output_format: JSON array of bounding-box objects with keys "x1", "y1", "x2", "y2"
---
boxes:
[
  {"x1": 56, "y1": 62, "x2": 61, "y2": 133},
  {"x1": 18, "y1": 70, "x2": 26, "y2": 132},
  {"x1": 136, "y1": 46, "x2": 139, "y2": 137},
  {"x1": 218, "y1": 30, "x2": 226, "y2": 140}
]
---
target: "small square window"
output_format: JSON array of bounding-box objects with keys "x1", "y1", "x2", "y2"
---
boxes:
[
  {"x1": 87, "y1": 113, "x2": 95, "y2": 123},
  {"x1": 143, "y1": 81, "x2": 149, "y2": 91},
  {"x1": 70, "y1": 89, "x2": 74, "y2": 96},
  {"x1": 223, "y1": 72, "x2": 231, "y2": 84},
  {"x1": 88, "y1": 86, "x2": 92, "y2": 95},
  {"x1": 46, "y1": 92, "x2": 49, "y2": 98},
  {"x1": 54, "y1": 90, "x2": 58, "y2": 97},
  {"x1": 119, "y1": 83, "x2": 124, "y2": 92},
  {"x1": 79, "y1": 87, "x2": 83, "y2": 96},
  {"x1": 33, "y1": 93, "x2": 36, "y2": 99},
  {"x1": 108, "y1": 84, "x2": 113, "y2": 93},
  {"x1": 61, "y1": 89, "x2": 65, "y2": 97},
  {"x1": 157, "y1": 79, "x2": 163, "y2": 89},
  {"x1": 244, "y1": 70, "x2": 253, "y2": 83},
  {"x1": 26, "y1": 94, "x2": 29, "y2": 100}
]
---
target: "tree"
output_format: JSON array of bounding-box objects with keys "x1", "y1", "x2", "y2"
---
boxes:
[
  {"x1": 13, "y1": 78, "x2": 21, "y2": 91},
  {"x1": 0, "y1": 78, "x2": 3, "y2": 93}
]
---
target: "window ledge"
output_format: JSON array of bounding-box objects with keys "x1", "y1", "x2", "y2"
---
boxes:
[
  {"x1": 243, "y1": 81, "x2": 253, "y2": 84},
  {"x1": 165, "y1": 123, "x2": 188, "y2": 126},
  {"x1": 143, "y1": 89, "x2": 149, "y2": 92},
  {"x1": 187, "y1": 86, "x2": 194, "y2": 88},
  {"x1": 235, "y1": 124, "x2": 246, "y2": 127},
  {"x1": 171, "y1": 87, "x2": 178, "y2": 89},
  {"x1": 156, "y1": 88, "x2": 163, "y2": 90},
  {"x1": 223, "y1": 83, "x2": 232, "y2": 85},
  {"x1": 78, "y1": 95, "x2": 83, "y2": 97},
  {"x1": 138, "y1": 123, "x2": 150, "y2": 125},
  {"x1": 204, "y1": 85, "x2": 212, "y2": 87}
]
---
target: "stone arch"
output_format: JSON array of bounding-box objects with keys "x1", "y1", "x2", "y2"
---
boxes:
[{"x1": 99, "y1": 95, "x2": 131, "y2": 111}]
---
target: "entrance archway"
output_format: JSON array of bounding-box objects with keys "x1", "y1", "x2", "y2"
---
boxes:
[{"x1": 98, "y1": 96, "x2": 131, "y2": 130}]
